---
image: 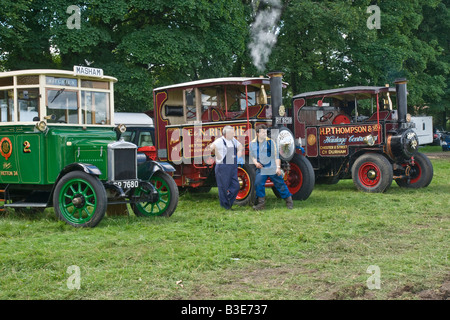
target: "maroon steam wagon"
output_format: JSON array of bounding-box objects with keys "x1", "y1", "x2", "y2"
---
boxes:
[
  {"x1": 136, "y1": 73, "x2": 315, "y2": 205},
  {"x1": 288, "y1": 79, "x2": 433, "y2": 192}
]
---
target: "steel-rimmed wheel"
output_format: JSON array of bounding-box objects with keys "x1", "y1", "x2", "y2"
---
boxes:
[
  {"x1": 235, "y1": 163, "x2": 256, "y2": 206},
  {"x1": 358, "y1": 162, "x2": 381, "y2": 187},
  {"x1": 53, "y1": 171, "x2": 106, "y2": 227},
  {"x1": 352, "y1": 153, "x2": 393, "y2": 193},
  {"x1": 273, "y1": 154, "x2": 314, "y2": 200},
  {"x1": 132, "y1": 171, "x2": 178, "y2": 217},
  {"x1": 395, "y1": 152, "x2": 433, "y2": 188}
]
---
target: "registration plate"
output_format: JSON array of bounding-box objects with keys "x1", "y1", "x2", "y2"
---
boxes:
[{"x1": 114, "y1": 180, "x2": 139, "y2": 188}]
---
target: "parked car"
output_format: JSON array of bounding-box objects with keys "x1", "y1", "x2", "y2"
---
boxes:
[
  {"x1": 432, "y1": 127, "x2": 445, "y2": 146},
  {"x1": 442, "y1": 132, "x2": 450, "y2": 151}
]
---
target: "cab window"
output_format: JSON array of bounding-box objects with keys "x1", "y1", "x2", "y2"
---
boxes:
[
  {"x1": 139, "y1": 131, "x2": 153, "y2": 147},
  {"x1": 121, "y1": 131, "x2": 135, "y2": 143},
  {"x1": 46, "y1": 89, "x2": 78, "y2": 124}
]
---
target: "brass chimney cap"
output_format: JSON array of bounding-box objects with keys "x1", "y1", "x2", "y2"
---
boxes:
[
  {"x1": 267, "y1": 71, "x2": 284, "y2": 78},
  {"x1": 394, "y1": 78, "x2": 408, "y2": 84}
]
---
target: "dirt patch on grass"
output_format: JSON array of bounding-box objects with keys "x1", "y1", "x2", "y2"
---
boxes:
[
  {"x1": 389, "y1": 278, "x2": 450, "y2": 300},
  {"x1": 188, "y1": 264, "x2": 319, "y2": 299},
  {"x1": 318, "y1": 283, "x2": 375, "y2": 300},
  {"x1": 425, "y1": 152, "x2": 450, "y2": 160},
  {"x1": 188, "y1": 267, "x2": 450, "y2": 300}
]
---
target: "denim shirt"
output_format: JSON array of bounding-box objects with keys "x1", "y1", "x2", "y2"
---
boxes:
[{"x1": 249, "y1": 138, "x2": 279, "y2": 172}]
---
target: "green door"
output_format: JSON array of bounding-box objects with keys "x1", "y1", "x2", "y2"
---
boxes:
[{"x1": 16, "y1": 133, "x2": 43, "y2": 183}]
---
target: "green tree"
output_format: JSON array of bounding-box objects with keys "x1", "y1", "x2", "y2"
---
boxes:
[
  {"x1": 413, "y1": 0, "x2": 449, "y2": 128},
  {"x1": 1, "y1": 0, "x2": 248, "y2": 111},
  {"x1": 268, "y1": 0, "x2": 447, "y2": 112}
]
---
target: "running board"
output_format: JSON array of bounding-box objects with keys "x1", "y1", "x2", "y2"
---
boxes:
[{"x1": 4, "y1": 202, "x2": 48, "y2": 208}]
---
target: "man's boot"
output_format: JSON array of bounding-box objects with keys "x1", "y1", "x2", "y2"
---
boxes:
[
  {"x1": 253, "y1": 197, "x2": 265, "y2": 210},
  {"x1": 285, "y1": 196, "x2": 293, "y2": 209}
]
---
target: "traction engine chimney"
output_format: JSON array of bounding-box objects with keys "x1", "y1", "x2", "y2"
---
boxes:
[
  {"x1": 268, "y1": 71, "x2": 284, "y2": 128},
  {"x1": 395, "y1": 78, "x2": 408, "y2": 127}
]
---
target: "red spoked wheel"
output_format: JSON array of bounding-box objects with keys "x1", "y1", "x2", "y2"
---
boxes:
[
  {"x1": 235, "y1": 164, "x2": 256, "y2": 206},
  {"x1": 358, "y1": 162, "x2": 381, "y2": 188},
  {"x1": 273, "y1": 154, "x2": 315, "y2": 201},
  {"x1": 352, "y1": 153, "x2": 393, "y2": 193},
  {"x1": 285, "y1": 161, "x2": 303, "y2": 195}
]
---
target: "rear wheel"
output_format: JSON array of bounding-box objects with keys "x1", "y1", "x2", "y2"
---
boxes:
[
  {"x1": 395, "y1": 152, "x2": 433, "y2": 188},
  {"x1": 235, "y1": 164, "x2": 256, "y2": 206},
  {"x1": 282, "y1": 154, "x2": 315, "y2": 200},
  {"x1": 352, "y1": 153, "x2": 393, "y2": 193},
  {"x1": 53, "y1": 171, "x2": 106, "y2": 227},
  {"x1": 131, "y1": 171, "x2": 179, "y2": 217}
]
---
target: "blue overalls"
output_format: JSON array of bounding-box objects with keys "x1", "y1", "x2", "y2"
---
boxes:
[
  {"x1": 250, "y1": 138, "x2": 292, "y2": 199},
  {"x1": 215, "y1": 138, "x2": 240, "y2": 209}
]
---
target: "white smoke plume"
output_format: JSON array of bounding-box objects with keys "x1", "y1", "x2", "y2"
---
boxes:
[{"x1": 248, "y1": 0, "x2": 282, "y2": 72}]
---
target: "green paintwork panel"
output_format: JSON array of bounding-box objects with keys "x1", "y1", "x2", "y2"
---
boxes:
[{"x1": 0, "y1": 125, "x2": 116, "y2": 185}]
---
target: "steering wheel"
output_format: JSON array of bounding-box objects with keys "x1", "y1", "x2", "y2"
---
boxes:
[{"x1": 320, "y1": 112, "x2": 334, "y2": 122}]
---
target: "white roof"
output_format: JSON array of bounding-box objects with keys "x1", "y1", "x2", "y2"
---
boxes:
[
  {"x1": 0, "y1": 69, "x2": 117, "y2": 82},
  {"x1": 153, "y1": 77, "x2": 274, "y2": 91},
  {"x1": 114, "y1": 112, "x2": 153, "y2": 127}
]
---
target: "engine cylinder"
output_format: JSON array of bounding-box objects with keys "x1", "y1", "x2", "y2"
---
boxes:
[{"x1": 387, "y1": 128, "x2": 419, "y2": 160}]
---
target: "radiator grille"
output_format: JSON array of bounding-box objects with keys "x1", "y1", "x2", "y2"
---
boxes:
[{"x1": 113, "y1": 148, "x2": 136, "y2": 180}]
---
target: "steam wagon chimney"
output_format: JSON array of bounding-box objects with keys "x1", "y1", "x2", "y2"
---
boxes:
[
  {"x1": 394, "y1": 78, "x2": 408, "y2": 126},
  {"x1": 268, "y1": 71, "x2": 284, "y2": 128}
]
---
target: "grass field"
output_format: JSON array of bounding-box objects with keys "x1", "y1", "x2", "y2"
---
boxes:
[{"x1": 0, "y1": 147, "x2": 448, "y2": 300}]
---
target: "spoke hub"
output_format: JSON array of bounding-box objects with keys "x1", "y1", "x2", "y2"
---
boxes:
[{"x1": 72, "y1": 194, "x2": 86, "y2": 208}]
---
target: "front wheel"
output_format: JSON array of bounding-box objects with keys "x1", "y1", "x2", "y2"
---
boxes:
[
  {"x1": 352, "y1": 153, "x2": 393, "y2": 193},
  {"x1": 131, "y1": 171, "x2": 179, "y2": 217},
  {"x1": 53, "y1": 171, "x2": 107, "y2": 227},
  {"x1": 395, "y1": 152, "x2": 433, "y2": 188},
  {"x1": 283, "y1": 153, "x2": 315, "y2": 200}
]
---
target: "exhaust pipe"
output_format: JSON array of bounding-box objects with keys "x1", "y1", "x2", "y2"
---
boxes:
[
  {"x1": 268, "y1": 71, "x2": 284, "y2": 128},
  {"x1": 394, "y1": 78, "x2": 408, "y2": 126}
]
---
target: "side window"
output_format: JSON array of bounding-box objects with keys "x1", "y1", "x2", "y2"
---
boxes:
[
  {"x1": 185, "y1": 89, "x2": 197, "y2": 120},
  {"x1": 81, "y1": 91, "x2": 110, "y2": 125},
  {"x1": 18, "y1": 88, "x2": 39, "y2": 122},
  {"x1": 139, "y1": 131, "x2": 153, "y2": 147},
  {"x1": 0, "y1": 89, "x2": 14, "y2": 122}
]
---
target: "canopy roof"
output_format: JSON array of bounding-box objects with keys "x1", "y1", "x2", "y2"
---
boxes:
[
  {"x1": 293, "y1": 86, "x2": 397, "y2": 100},
  {"x1": 153, "y1": 77, "x2": 288, "y2": 92}
]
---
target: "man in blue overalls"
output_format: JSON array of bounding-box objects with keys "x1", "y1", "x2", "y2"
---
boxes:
[
  {"x1": 210, "y1": 126, "x2": 243, "y2": 210},
  {"x1": 250, "y1": 124, "x2": 293, "y2": 210}
]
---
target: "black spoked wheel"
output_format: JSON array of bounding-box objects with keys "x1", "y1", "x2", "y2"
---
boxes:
[
  {"x1": 131, "y1": 171, "x2": 179, "y2": 217},
  {"x1": 395, "y1": 152, "x2": 433, "y2": 188}
]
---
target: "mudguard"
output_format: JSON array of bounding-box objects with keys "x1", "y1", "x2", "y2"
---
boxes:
[
  {"x1": 137, "y1": 160, "x2": 175, "y2": 181},
  {"x1": 58, "y1": 163, "x2": 102, "y2": 178}
]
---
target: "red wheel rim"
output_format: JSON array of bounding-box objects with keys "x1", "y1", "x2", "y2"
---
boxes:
[
  {"x1": 407, "y1": 161, "x2": 422, "y2": 184},
  {"x1": 286, "y1": 162, "x2": 303, "y2": 195},
  {"x1": 237, "y1": 167, "x2": 251, "y2": 200},
  {"x1": 358, "y1": 162, "x2": 381, "y2": 187}
]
